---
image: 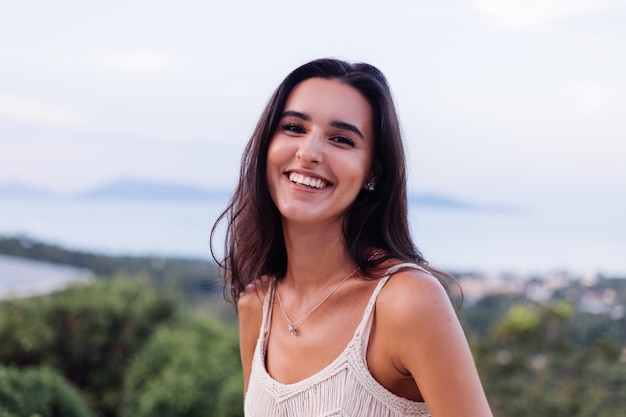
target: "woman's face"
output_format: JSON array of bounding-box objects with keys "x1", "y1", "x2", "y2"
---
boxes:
[{"x1": 266, "y1": 77, "x2": 374, "y2": 228}]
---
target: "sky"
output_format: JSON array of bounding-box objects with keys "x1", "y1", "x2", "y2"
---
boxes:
[{"x1": 1, "y1": 0, "x2": 625, "y2": 212}]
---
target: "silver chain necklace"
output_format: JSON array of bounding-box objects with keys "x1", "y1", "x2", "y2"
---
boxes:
[{"x1": 275, "y1": 266, "x2": 360, "y2": 336}]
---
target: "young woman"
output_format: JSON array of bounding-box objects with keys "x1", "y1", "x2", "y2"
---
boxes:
[{"x1": 213, "y1": 58, "x2": 492, "y2": 416}]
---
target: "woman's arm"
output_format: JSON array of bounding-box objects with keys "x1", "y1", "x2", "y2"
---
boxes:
[{"x1": 378, "y1": 270, "x2": 493, "y2": 417}]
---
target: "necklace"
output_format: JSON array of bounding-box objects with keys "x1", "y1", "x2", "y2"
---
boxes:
[{"x1": 276, "y1": 266, "x2": 360, "y2": 336}]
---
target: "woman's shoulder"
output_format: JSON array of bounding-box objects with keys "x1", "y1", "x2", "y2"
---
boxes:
[
  {"x1": 372, "y1": 263, "x2": 463, "y2": 376},
  {"x1": 379, "y1": 261, "x2": 443, "y2": 290},
  {"x1": 237, "y1": 275, "x2": 272, "y2": 318},
  {"x1": 376, "y1": 263, "x2": 455, "y2": 326}
]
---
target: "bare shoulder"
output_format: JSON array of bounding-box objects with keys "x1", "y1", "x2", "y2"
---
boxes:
[
  {"x1": 373, "y1": 266, "x2": 461, "y2": 364},
  {"x1": 376, "y1": 265, "x2": 453, "y2": 322},
  {"x1": 238, "y1": 278, "x2": 268, "y2": 313},
  {"x1": 237, "y1": 277, "x2": 270, "y2": 330}
]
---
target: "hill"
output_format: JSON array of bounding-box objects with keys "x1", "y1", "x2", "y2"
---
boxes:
[
  {"x1": 0, "y1": 179, "x2": 512, "y2": 211},
  {"x1": 74, "y1": 179, "x2": 230, "y2": 200},
  {"x1": 0, "y1": 182, "x2": 54, "y2": 199}
]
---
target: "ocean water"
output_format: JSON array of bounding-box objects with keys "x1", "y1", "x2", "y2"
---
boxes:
[
  {"x1": 0, "y1": 253, "x2": 93, "y2": 299},
  {"x1": 0, "y1": 198, "x2": 624, "y2": 275}
]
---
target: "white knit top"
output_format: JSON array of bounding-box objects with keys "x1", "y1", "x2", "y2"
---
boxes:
[{"x1": 244, "y1": 263, "x2": 432, "y2": 417}]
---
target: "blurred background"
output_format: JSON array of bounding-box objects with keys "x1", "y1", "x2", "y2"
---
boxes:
[{"x1": 0, "y1": 1, "x2": 625, "y2": 416}]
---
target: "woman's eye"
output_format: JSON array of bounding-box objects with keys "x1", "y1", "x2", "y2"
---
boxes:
[
  {"x1": 330, "y1": 136, "x2": 356, "y2": 147},
  {"x1": 281, "y1": 123, "x2": 305, "y2": 134}
]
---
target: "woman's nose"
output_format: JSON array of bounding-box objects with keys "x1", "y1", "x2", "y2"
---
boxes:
[{"x1": 295, "y1": 133, "x2": 323, "y2": 164}]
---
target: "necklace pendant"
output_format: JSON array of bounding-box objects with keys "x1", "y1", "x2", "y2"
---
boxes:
[{"x1": 276, "y1": 266, "x2": 362, "y2": 338}]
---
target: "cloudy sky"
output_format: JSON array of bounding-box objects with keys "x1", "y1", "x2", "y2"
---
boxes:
[{"x1": 1, "y1": 0, "x2": 625, "y2": 211}]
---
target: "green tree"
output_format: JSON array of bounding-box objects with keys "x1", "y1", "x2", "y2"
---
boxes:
[
  {"x1": 120, "y1": 314, "x2": 243, "y2": 417},
  {"x1": 0, "y1": 277, "x2": 175, "y2": 416},
  {"x1": 0, "y1": 366, "x2": 92, "y2": 417},
  {"x1": 472, "y1": 301, "x2": 625, "y2": 417}
]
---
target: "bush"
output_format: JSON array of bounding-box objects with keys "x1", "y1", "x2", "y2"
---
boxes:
[
  {"x1": 0, "y1": 277, "x2": 175, "y2": 416},
  {"x1": 471, "y1": 301, "x2": 626, "y2": 417},
  {"x1": 120, "y1": 314, "x2": 243, "y2": 417},
  {"x1": 0, "y1": 366, "x2": 91, "y2": 417}
]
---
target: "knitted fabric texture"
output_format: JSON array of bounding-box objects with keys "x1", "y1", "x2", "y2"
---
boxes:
[{"x1": 244, "y1": 263, "x2": 432, "y2": 417}]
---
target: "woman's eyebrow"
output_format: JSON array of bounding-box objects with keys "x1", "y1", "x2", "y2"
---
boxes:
[
  {"x1": 281, "y1": 110, "x2": 364, "y2": 140},
  {"x1": 330, "y1": 121, "x2": 364, "y2": 140},
  {"x1": 281, "y1": 110, "x2": 310, "y2": 121}
]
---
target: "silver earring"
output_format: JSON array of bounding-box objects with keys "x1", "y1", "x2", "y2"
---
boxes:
[{"x1": 367, "y1": 182, "x2": 375, "y2": 191}]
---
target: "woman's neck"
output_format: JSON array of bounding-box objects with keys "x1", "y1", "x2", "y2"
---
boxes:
[{"x1": 281, "y1": 221, "x2": 354, "y2": 295}]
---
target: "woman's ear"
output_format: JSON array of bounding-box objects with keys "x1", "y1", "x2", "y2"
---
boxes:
[
  {"x1": 364, "y1": 172, "x2": 377, "y2": 191},
  {"x1": 364, "y1": 157, "x2": 382, "y2": 191}
]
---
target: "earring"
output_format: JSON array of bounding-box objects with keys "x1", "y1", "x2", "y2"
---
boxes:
[{"x1": 367, "y1": 182, "x2": 375, "y2": 191}]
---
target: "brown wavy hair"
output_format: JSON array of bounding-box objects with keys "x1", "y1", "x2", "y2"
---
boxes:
[{"x1": 211, "y1": 58, "x2": 460, "y2": 306}]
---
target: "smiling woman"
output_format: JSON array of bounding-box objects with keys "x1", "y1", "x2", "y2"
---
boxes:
[{"x1": 211, "y1": 58, "x2": 493, "y2": 417}]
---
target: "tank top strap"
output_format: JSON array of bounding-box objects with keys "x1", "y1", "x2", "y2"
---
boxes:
[
  {"x1": 260, "y1": 278, "x2": 277, "y2": 355},
  {"x1": 355, "y1": 263, "x2": 432, "y2": 353}
]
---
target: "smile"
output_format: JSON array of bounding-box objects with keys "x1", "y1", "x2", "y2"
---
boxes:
[{"x1": 288, "y1": 172, "x2": 329, "y2": 189}]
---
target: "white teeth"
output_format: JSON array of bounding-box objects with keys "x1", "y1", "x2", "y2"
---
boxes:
[{"x1": 288, "y1": 173, "x2": 327, "y2": 189}]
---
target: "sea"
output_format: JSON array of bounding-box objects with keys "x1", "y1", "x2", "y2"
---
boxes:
[{"x1": 0, "y1": 197, "x2": 624, "y2": 276}]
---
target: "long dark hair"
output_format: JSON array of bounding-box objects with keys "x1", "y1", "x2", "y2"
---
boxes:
[{"x1": 211, "y1": 58, "x2": 458, "y2": 305}]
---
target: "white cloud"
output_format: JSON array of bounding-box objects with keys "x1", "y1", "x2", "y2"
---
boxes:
[
  {"x1": 568, "y1": 82, "x2": 615, "y2": 116},
  {"x1": 137, "y1": 127, "x2": 207, "y2": 144},
  {"x1": 39, "y1": 50, "x2": 185, "y2": 75},
  {"x1": 84, "y1": 51, "x2": 183, "y2": 74},
  {"x1": 0, "y1": 93, "x2": 91, "y2": 129},
  {"x1": 471, "y1": 0, "x2": 625, "y2": 29},
  {"x1": 547, "y1": 26, "x2": 625, "y2": 62}
]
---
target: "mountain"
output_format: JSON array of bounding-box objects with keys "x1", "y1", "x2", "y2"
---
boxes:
[
  {"x1": 409, "y1": 193, "x2": 474, "y2": 209},
  {"x1": 74, "y1": 179, "x2": 230, "y2": 200},
  {"x1": 1, "y1": 179, "x2": 515, "y2": 212},
  {"x1": 409, "y1": 192, "x2": 519, "y2": 213},
  {"x1": 77, "y1": 179, "x2": 484, "y2": 208},
  {"x1": 0, "y1": 182, "x2": 54, "y2": 199}
]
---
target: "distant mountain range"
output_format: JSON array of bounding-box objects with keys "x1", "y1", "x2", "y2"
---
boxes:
[
  {"x1": 0, "y1": 179, "x2": 515, "y2": 212},
  {"x1": 0, "y1": 180, "x2": 230, "y2": 201},
  {"x1": 75, "y1": 180, "x2": 230, "y2": 200},
  {"x1": 0, "y1": 182, "x2": 56, "y2": 199}
]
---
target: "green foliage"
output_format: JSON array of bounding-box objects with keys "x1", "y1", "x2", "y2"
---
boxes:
[
  {"x1": 120, "y1": 315, "x2": 243, "y2": 417},
  {"x1": 2, "y1": 237, "x2": 624, "y2": 417},
  {"x1": 489, "y1": 301, "x2": 575, "y2": 355},
  {"x1": 576, "y1": 355, "x2": 626, "y2": 417},
  {"x1": 470, "y1": 301, "x2": 626, "y2": 417},
  {"x1": 0, "y1": 366, "x2": 92, "y2": 417},
  {"x1": 459, "y1": 293, "x2": 526, "y2": 339},
  {"x1": 495, "y1": 304, "x2": 541, "y2": 342},
  {"x1": 569, "y1": 311, "x2": 626, "y2": 349},
  {"x1": 478, "y1": 343, "x2": 626, "y2": 417},
  {"x1": 0, "y1": 278, "x2": 175, "y2": 416}
]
